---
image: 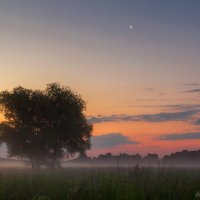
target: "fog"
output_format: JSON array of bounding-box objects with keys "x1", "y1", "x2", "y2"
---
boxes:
[{"x1": 1, "y1": 158, "x2": 200, "y2": 169}]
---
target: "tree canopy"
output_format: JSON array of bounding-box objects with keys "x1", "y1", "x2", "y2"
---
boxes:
[{"x1": 0, "y1": 83, "x2": 93, "y2": 168}]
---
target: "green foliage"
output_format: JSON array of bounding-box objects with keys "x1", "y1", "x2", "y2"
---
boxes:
[
  {"x1": 0, "y1": 83, "x2": 93, "y2": 168},
  {"x1": 0, "y1": 167, "x2": 199, "y2": 200}
]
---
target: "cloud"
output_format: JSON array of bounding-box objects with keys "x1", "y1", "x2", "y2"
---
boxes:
[
  {"x1": 88, "y1": 110, "x2": 198, "y2": 124},
  {"x1": 144, "y1": 88, "x2": 154, "y2": 92},
  {"x1": 194, "y1": 119, "x2": 200, "y2": 125},
  {"x1": 91, "y1": 133, "x2": 138, "y2": 149},
  {"x1": 137, "y1": 110, "x2": 197, "y2": 122},
  {"x1": 136, "y1": 98, "x2": 156, "y2": 102},
  {"x1": 184, "y1": 89, "x2": 200, "y2": 93},
  {"x1": 183, "y1": 83, "x2": 199, "y2": 86},
  {"x1": 157, "y1": 92, "x2": 166, "y2": 96},
  {"x1": 158, "y1": 132, "x2": 200, "y2": 141},
  {"x1": 130, "y1": 104, "x2": 200, "y2": 111}
]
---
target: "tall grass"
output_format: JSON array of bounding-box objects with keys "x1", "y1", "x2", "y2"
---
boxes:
[{"x1": 0, "y1": 167, "x2": 199, "y2": 200}]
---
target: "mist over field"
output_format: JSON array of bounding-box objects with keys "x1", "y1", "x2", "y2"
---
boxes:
[
  {"x1": 1, "y1": 0, "x2": 200, "y2": 199},
  {"x1": 1, "y1": 149, "x2": 200, "y2": 169}
]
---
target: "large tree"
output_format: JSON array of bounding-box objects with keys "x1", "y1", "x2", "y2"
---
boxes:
[{"x1": 0, "y1": 83, "x2": 92, "y2": 168}]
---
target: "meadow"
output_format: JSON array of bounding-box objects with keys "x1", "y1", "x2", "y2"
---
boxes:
[{"x1": 0, "y1": 166, "x2": 200, "y2": 200}]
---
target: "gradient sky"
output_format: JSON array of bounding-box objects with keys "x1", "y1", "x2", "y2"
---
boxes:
[{"x1": 0, "y1": 0, "x2": 200, "y2": 157}]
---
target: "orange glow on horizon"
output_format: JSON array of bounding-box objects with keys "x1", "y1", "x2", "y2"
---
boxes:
[{"x1": 89, "y1": 120, "x2": 200, "y2": 156}]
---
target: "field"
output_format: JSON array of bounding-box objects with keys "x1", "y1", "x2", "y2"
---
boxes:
[{"x1": 0, "y1": 167, "x2": 200, "y2": 200}]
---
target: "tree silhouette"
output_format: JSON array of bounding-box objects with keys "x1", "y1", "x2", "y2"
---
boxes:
[{"x1": 0, "y1": 83, "x2": 93, "y2": 168}]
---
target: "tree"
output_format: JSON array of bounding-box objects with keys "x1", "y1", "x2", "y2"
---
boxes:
[{"x1": 0, "y1": 83, "x2": 93, "y2": 168}]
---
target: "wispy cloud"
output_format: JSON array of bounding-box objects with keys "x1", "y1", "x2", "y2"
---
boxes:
[
  {"x1": 88, "y1": 110, "x2": 198, "y2": 124},
  {"x1": 158, "y1": 132, "x2": 200, "y2": 141},
  {"x1": 91, "y1": 133, "x2": 138, "y2": 149},
  {"x1": 184, "y1": 89, "x2": 200, "y2": 93},
  {"x1": 129, "y1": 104, "x2": 200, "y2": 111},
  {"x1": 157, "y1": 92, "x2": 166, "y2": 96},
  {"x1": 144, "y1": 88, "x2": 154, "y2": 92},
  {"x1": 183, "y1": 83, "x2": 199, "y2": 87},
  {"x1": 136, "y1": 99, "x2": 155, "y2": 102},
  {"x1": 194, "y1": 119, "x2": 200, "y2": 125}
]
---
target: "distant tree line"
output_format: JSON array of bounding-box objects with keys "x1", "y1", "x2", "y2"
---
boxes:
[{"x1": 69, "y1": 150, "x2": 200, "y2": 166}]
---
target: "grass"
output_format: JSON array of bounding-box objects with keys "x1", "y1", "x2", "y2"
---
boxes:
[{"x1": 0, "y1": 167, "x2": 199, "y2": 200}]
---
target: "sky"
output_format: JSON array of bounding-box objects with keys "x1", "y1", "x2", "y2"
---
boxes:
[{"x1": 0, "y1": 0, "x2": 200, "y2": 158}]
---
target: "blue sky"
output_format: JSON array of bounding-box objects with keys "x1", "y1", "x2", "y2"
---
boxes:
[{"x1": 1, "y1": 0, "x2": 200, "y2": 156}]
